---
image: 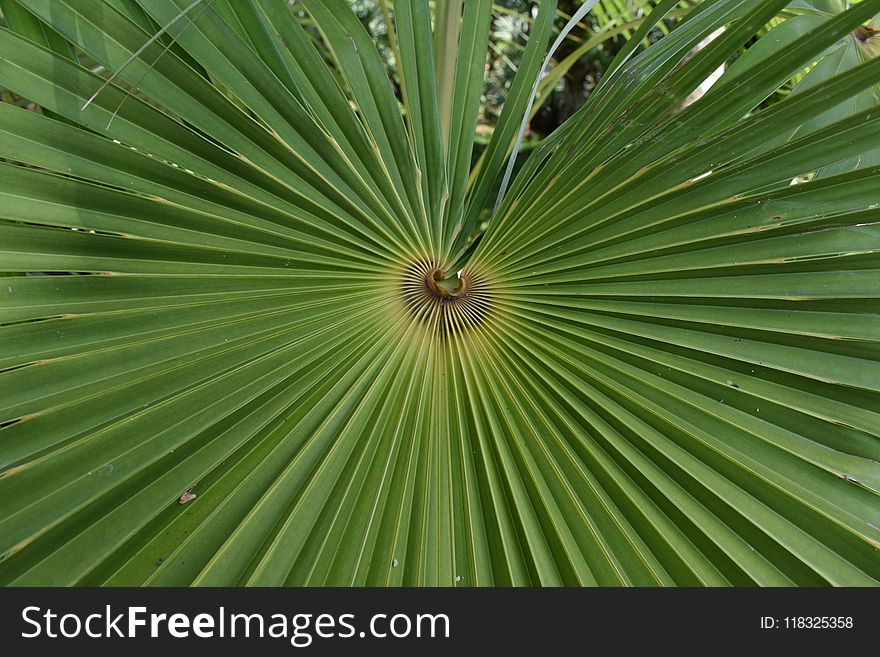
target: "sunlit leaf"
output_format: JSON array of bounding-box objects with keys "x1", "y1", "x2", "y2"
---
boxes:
[{"x1": 0, "y1": 0, "x2": 878, "y2": 587}]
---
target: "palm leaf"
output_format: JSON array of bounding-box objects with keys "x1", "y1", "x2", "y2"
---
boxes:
[{"x1": 0, "y1": 0, "x2": 878, "y2": 586}]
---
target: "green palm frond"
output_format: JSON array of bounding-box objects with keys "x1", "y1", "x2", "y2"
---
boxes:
[{"x1": 0, "y1": 0, "x2": 879, "y2": 586}]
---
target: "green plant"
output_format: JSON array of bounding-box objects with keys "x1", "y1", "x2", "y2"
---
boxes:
[{"x1": 0, "y1": 0, "x2": 878, "y2": 586}]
